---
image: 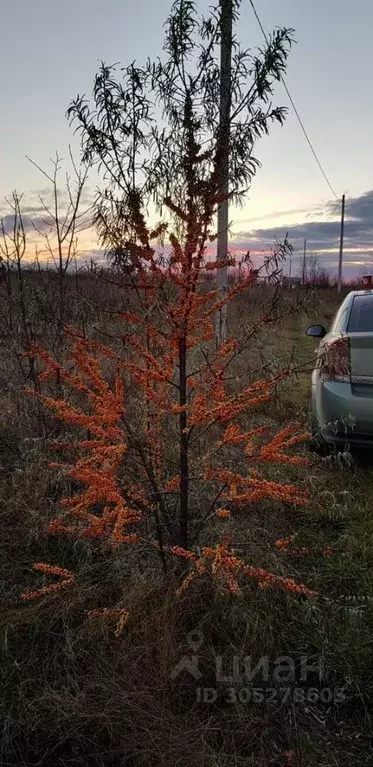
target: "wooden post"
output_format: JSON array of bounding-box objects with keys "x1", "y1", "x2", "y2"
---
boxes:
[
  {"x1": 216, "y1": 0, "x2": 233, "y2": 346},
  {"x1": 337, "y1": 194, "x2": 345, "y2": 293},
  {"x1": 302, "y1": 238, "x2": 307, "y2": 285}
]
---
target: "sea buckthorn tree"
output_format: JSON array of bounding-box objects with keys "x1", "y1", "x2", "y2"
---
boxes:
[{"x1": 22, "y1": 1, "x2": 315, "y2": 611}]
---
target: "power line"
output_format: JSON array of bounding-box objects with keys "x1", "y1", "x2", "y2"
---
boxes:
[
  {"x1": 327, "y1": 198, "x2": 342, "y2": 220},
  {"x1": 247, "y1": 0, "x2": 339, "y2": 201}
]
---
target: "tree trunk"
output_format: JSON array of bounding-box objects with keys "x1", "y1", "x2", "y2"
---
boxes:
[{"x1": 178, "y1": 333, "x2": 188, "y2": 547}]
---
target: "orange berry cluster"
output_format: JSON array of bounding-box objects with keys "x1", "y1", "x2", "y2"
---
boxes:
[
  {"x1": 207, "y1": 468, "x2": 309, "y2": 508},
  {"x1": 28, "y1": 334, "x2": 142, "y2": 546},
  {"x1": 215, "y1": 508, "x2": 231, "y2": 519},
  {"x1": 275, "y1": 537, "x2": 333, "y2": 557},
  {"x1": 21, "y1": 562, "x2": 75, "y2": 601},
  {"x1": 246, "y1": 422, "x2": 311, "y2": 467},
  {"x1": 171, "y1": 540, "x2": 316, "y2": 598},
  {"x1": 87, "y1": 608, "x2": 129, "y2": 637},
  {"x1": 275, "y1": 535, "x2": 296, "y2": 550}
]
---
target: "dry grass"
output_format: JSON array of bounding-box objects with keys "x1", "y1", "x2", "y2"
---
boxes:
[{"x1": 1, "y1": 273, "x2": 373, "y2": 766}]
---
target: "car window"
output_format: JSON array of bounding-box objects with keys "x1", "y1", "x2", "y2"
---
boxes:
[
  {"x1": 347, "y1": 295, "x2": 373, "y2": 332},
  {"x1": 331, "y1": 303, "x2": 350, "y2": 332}
]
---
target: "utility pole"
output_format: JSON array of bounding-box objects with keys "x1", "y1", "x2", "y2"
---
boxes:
[
  {"x1": 337, "y1": 194, "x2": 345, "y2": 293},
  {"x1": 216, "y1": 0, "x2": 233, "y2": 347},
  {"x1": 302, "y1": 239, "x2": 307, "y2": 285}
]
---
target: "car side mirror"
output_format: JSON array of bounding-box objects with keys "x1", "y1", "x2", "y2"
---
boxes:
[{"x1": 306, "y1": 324, "x2": 327, "y2": 339}]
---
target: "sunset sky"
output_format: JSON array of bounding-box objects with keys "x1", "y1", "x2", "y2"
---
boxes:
[{"x1": 1, "y1": 0, "x2": 373, "y2": 277}]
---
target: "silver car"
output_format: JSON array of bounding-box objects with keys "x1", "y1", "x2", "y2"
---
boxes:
[{"x1": 307, "y1": 290, "x2": 373, "y2": 450}]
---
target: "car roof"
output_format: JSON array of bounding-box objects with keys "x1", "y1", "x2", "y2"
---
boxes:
[{"x1": 346, "y1": 290, "x2": 373, "y2": 298}]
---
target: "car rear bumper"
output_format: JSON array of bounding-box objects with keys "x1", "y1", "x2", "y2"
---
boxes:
[
  {"x1": 320, "y1": 427, "x2": 373, "y2": 447},
  {"x1": 312, "y1": 378, "x2": 373, "y2": 446}
]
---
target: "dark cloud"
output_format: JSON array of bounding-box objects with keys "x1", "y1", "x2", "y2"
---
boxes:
[
  {"x1": 21, "y1": 205, "x2": 50, "y2": 215},
  {"x1": 233, "y1": 189, "x2": 373, "y2": 276},
  {"x1": 0, "y1": 213, "x2": 34, "y2": 231},
  {"x1": 326, "y1": 189, "x2": 373, "y2": 224},
  {"x1": 0, "y1": 212, "x2": 54, "y2": 234},
  {"x1": 0, "y1": 184, "x2": 94, "y2": 228},
  {"x1": 235, "y1": 219, "x2": 373, "y2": 250}
]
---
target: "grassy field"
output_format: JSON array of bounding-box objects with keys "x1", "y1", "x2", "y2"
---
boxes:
[{"x1": 1, "y1": 275, "x2": 373, "y2": 766}]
